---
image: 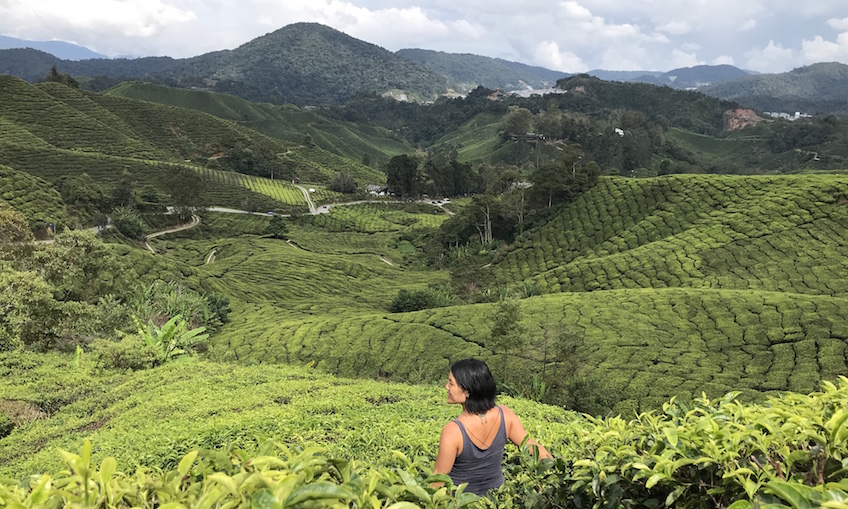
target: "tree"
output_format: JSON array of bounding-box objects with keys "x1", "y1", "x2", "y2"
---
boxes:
[
  {"x1": 0, "y1": 207, "x2": 35, "y2": 263},
  {"x1": 386, "y1": 154, "x2": 421, "y2": 198},
  {"x1": 44, "y1": 64, "x2": 79, "y2": 88},
  {"x1": 166, "y1": 167, "x2": 207, "y2": 220},
  {"x1": 500, "y1": 105, "x2": 534, "y2": 137},
  {"x1": 489, "y1": 299, "x2": 526, "y2": 375},
  {"x1": 112, "y1": 207, "x2": 145, "y2": 239},
  {"x1": 501, "y1": 186, "x2": 528, "y2": 234},
  {"x1": 264, "y1": 215, "x2": 288, "y2": 239},
  {"x1": 35, "y1": 229, "x2": 136, "y2": 304},
  {"x1": 110, "y1": 171, "x2": 136, "y2": 209},
  {"x1": 59, "y1": 174, "x2": 106, "y2": 214},
  {"x1": 529, "y1": 144, "x2": 593, "y2": 208},
  {"x1": 0, "y1": 267, "x2": 59, "y2": 351},
  {"x1": 330, "y1": 172, "x2": 358, "y2": 193}
]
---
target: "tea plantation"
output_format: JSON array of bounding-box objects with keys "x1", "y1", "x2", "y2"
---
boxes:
[{"x1": 3, "y1": 74, "x2": 848, "y2": 507}]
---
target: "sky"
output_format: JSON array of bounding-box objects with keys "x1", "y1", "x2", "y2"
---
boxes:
[{"x1": 1, "y1": 0, "x2": 847, "y2": 74}]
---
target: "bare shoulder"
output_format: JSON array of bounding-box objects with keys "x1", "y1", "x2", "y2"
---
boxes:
[
  {"x1": 499, "y1": 404, "x2": 520, "y2": 421},
  {"x1": 440, "y1": 420, "x2": 461, "y2": 437}
]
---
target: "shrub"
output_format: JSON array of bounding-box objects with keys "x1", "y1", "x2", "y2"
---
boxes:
[
  {"x1": 112, "y1": 207, "x2": 145, "y2": 239},
  {"x1": 390, "y1": 286, "x2": 456, "y2": 313},
  {"x1": 89, "y1": 334, "x2": 158, "y2": 372}
]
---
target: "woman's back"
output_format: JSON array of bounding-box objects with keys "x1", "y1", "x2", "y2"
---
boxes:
[{"x1": 449, "y1": 406, "x2": 507, "y2": 495}]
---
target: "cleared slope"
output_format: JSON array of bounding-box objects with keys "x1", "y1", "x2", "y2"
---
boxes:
[
  {"x1": 493, "y1": 174, "x2": 848, "y2": 295},
  {"x1": 105, "y1": 81, "x2": 410, "y2": 167}
]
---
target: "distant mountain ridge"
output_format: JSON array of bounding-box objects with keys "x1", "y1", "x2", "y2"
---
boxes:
[
  {"x1": 1, "y1": 24, "x2": 847, "y2": 114},
  {"x1": 587, "y1": 65, "x2": 751, "y2": 89},
  {"x1": 396, "y1": 48, "x2": 568, "y2": 93},
  {"x1": 699, "y1": 62, "x2": 848, "y2": 115},
  {"x1": 0, "y1": 23, "x2": 448, "y2": 106},
  {"x1": 0, "y1": 35, "x2": 106, "y2": 60}
]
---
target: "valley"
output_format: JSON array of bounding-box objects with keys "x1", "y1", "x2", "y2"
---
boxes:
[{"x1": 1, "y1": 56, "x2": 848, "y2": 507}]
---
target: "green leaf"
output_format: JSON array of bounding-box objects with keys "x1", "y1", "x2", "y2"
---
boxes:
[
  {"x1": 727, "y1": 501, "x2": 752, "y2": 509},
  {"x1": 828, "y1": 408, "x2": 848, "y2": 444},
  {"x1": 26, "y1": 475, "x2": 52, "y2": 506},
  {"x1": 99, "y1": 457, "x2": 117, "y2": 485},
  {"x1": 762, "y1": 480, "x2": 813, "y2": 509},
  {"x1": 645, "y1": 473, "x2": 665, "y2": 489},
  {"x1": 250, "y1": 489, "x2": 281, "y2": 509},
  {"x1": 663, "y1": 427, "x2": 678, "y2": 447},
  {"x1": 284, "y1": 482, "x2": 354, "y2": 506},
  {"x1": 386, "y1": 503, "x2": 424, "y2": 509},
  {"x1": 178, "y1": 450, "x2": 199, "y2": 477},
  {"x1": 208, "y1": 473, "x2": 239, "y2": 496}
]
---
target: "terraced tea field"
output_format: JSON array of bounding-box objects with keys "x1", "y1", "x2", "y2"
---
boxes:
[
  {"x1": 0, "y1": 165, "x2": 67, "y2": 228},
  {"x1": 185, "y1": 174, "x2": 848, "y2": 413},
  {"x1": 493, "y1": 174, "x2": 848, "y2": 295}
]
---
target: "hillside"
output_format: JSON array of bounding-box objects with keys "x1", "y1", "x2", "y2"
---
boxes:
[
  {"x1": 700, "y1": 62, "x2": 848, "y2": 115},
  {"x1": 103, "y1": 81, "x2": 412, "y2": 166},
  {"x1": 123, "y1": 174, "x2": 848, "y2": 415},
  {"x1": 631, "y1": 64, "x2": 751, "y2": 89},
  {"x1": 4, "y1": 352, "x2": 845, "y2": 509},
  {"x1": 0, "y1": 23, "x2": 449, "y2": 106},
  {"x1": 0, "y1": 76, "x2": 384, "y2": 211},
  {"x1": 0, "y1": 35, "x2": 106, "y2": 60},
  {"x1": 396, "y1": 48, "x2": 568, "y2": 93}
]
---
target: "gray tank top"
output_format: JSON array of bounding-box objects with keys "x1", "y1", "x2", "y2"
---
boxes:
[{"x1": 449, "y1": 406, "x2": 507, "y2": 496}]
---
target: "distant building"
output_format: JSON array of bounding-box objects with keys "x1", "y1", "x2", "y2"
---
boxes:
[
  {"x1": 764, "y1": 111, "x2": 813, "y2": 121},
  {"x1": 367, "y1": 185, "x2": 388, "y2": 196}
]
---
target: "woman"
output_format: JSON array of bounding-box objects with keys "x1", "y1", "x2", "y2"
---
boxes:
[{"x1": 433, "y1": 358, "x2": 552, "y2": 496}]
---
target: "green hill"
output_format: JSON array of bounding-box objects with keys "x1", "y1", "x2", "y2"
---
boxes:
[
  {"x1": 396, "y1": 48, "x2": 567, "y2": 93},
  {"x1": 0, "y1": 76, "x2": 385, "y2": 216},
  {"x1": 0, "y1": 164, "x2": 67, "y2": 230},
  {"x1": 0, "y1": 23, "x2": 449, "y2": 106},
  {"x1": 700, "y1": 62, "x2": 848, "y2": 115},
  {"x1": 104, "y1": 81, "x2": 411, "y2": 166},
  {"x1": 176, "y1": 174, "x2": 848, "y2": 415},
  {"x1": 2, "y1": 352, "x2": 847, "y2": 509}
]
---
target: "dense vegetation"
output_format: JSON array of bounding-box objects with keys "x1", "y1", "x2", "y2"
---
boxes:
[
  {"x1": 396, "y1": 48, "x2": 567, "y2": 93},
  {"x1": 2, "y1": 355, "x2": 848, "y2": 509},
  {"x1": 0, "y1": 23, "x2": 449, "y2": 106},
  {"x1": 701, "y1": 62, "x2": 848, "y2": 116},
  {"x1": 3, "y1": 52, "x2": 848, "y2": 508}
]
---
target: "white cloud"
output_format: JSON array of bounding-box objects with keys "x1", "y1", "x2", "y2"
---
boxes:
[
  {"x1": 738, "y1": 19, "x2": 756, "y2": 32},
  {"x1": 669, "y1": 49, "x2": 703, "y2": 68},
  {"x1": 828, "y1": 17, "x2": 848, "y2": 31},
  {"x1": 744, "y1": 40, "x2": 799, "y2": 73},
  {"x1": 0, "y1": 0, "x2": 847, "y2": 72},
  {"x1": 800, "y1": 33, "x2": 848, "y2": 63},
  {"x1": 656, "y1": 21, "x2": 690, "y2": 35},
  {"x1": 534, "y1": 40, "x2": 587, "y2": 72},
  {"x1": 712, "y1": 55, "x2": 735, "y2": 65}
]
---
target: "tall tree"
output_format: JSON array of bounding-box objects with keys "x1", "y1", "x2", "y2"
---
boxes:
[
  {"x1": 167, "y1": 167, "x2": 207, "y2": 220},
  {"x1": 44, "y1": 64, "x2": 79, "y2": 88},
  {"x1": 386, "y1": 154, "x2": 421, "y2": 198},
  {"x1": 489, "y1": 298, "x2": 526, "y2": 375}
]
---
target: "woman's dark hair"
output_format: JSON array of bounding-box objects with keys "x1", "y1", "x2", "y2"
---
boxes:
[{"x1": 451, "y1": 358, "x2": 496, "y2": 414}]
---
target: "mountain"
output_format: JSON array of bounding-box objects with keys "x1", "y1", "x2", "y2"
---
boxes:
[
  {"x1": 630, "y1": 64, "x2": 751, "y2": 89},
  {"x1": 0, "y1": 35, "x2": 106, "y2": 60},
  {"x1": 587, "y1": 69, "x2": 664, "y2": 81},
  {"x1": 588, "y1": 65, "x2": 751, "y2": 89},
  {"x1": 396, "y1": 48, "x2": 568, "y2": 93},
  {"x1": 0, "y1": 23, "x2": 448, "y2": 106},
  {"x1": 699, "y1": 62, "x2": 848, "y2": 115}
]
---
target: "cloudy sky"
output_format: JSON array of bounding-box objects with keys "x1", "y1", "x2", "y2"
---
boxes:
[{"x1": 1, "y1": 0, "x2": 847, "y2": 73}]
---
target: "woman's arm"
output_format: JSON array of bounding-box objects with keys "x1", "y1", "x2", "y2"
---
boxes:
[
  {"x1": 432, "y1": 421, "x2": 462, "y2": 483},
  {"x1": 501, "y1": 406, "x2": 553, "y2": 460}
]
